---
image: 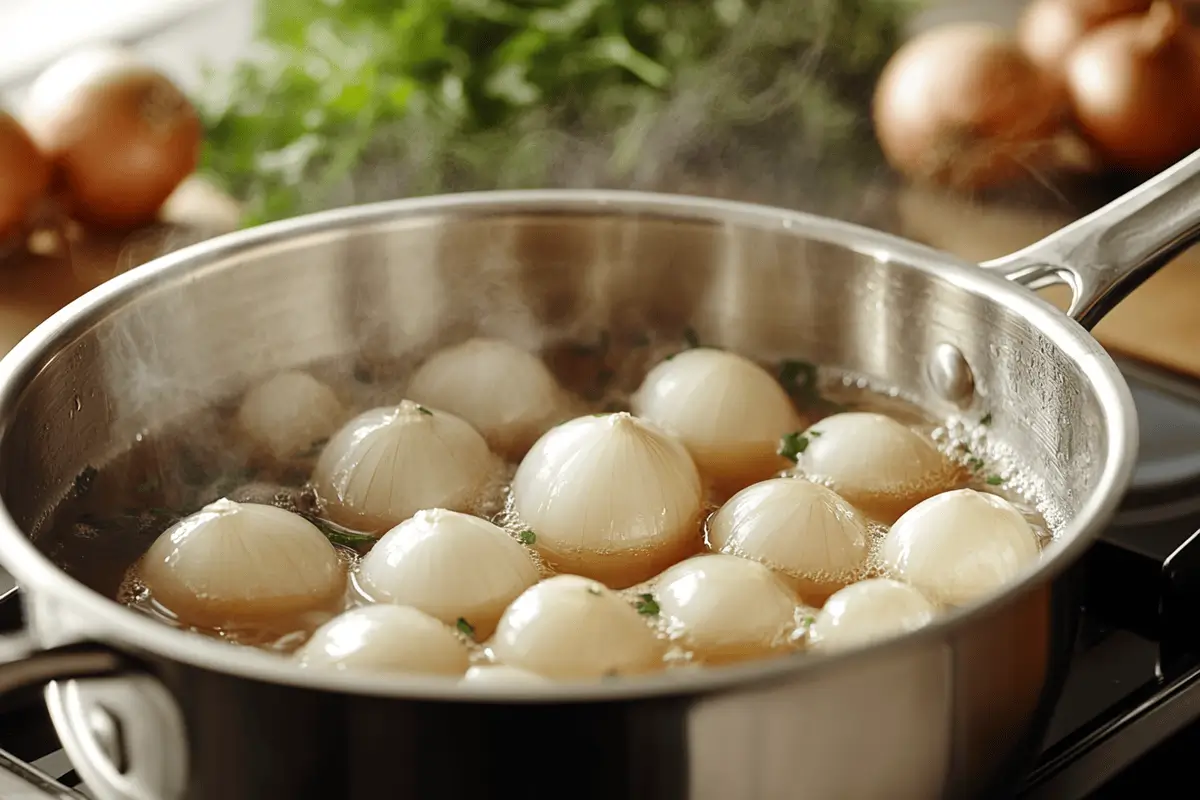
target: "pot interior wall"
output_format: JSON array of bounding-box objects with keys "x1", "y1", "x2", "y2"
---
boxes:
[{"x1": 0, "y1": 204, "x2": 1105, "y2": 572}]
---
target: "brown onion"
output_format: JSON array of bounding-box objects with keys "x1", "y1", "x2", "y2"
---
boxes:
[
  {"x1": 873, "y1": 23, "x2": 1069, "y2": 191},
  {"x1": 24, "y1": 48, "x2": 201, "y2": 229},
  {"x1": 1018, "y1": 0, "x2": 1154, "y2": 75},
  {"x1": 0, "y1": 112, "x2": 51, "y2": 242},
  {"x1": 1065, "y1": 1, "x2": 1200, "y2": 173}
]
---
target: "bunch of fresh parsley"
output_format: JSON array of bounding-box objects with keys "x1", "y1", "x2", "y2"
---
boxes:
[{"x1": 198, "y1": 0, "x2": 917, "y2": 226}]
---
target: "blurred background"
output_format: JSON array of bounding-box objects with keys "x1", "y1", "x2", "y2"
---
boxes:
[{"x1": 0, "y1": 0, "x2": 1198, "y2": 366}]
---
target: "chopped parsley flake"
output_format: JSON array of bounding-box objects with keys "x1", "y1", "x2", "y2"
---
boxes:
[
  {"x1": 517, "y1": 529, "x2": 537, "y2": 545},
  {"x1": 985, "y1": 474, "x2": 1004, "y2": 486},
  {"x1": 980, "y1": 412, "x2": 993, "y2": 426},
  {"x1": 456, "y1": 617, "x2": 476, "y2": 638},
  {"x1": 777, "y1": 431, "x2": 810, "y2": 462},
  {"x1": 635, "y1": 593, "x2": 660, "y2": 615},
  {"x1": 967, "y1": 457, "x2": 986, "y2": 472},
  {"x1": 809, "y1": 430, "x2": 822, "y2": 437},
  {"x1": 416, "y1": 405, "x2": 433, "y2": 416}
]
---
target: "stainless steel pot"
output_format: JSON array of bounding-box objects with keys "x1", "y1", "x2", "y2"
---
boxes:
[{"x1": 0, "y1": 150, "x2": 1197, "y2": 800}]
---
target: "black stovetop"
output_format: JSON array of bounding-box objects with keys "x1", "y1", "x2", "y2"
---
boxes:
[{"x1": 3, "y1": 356, "x2": 1200, "y2": 799}]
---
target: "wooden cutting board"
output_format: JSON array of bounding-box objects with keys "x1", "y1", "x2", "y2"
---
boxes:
[{"x1": 894, "y1": 185, "x2": 1200, "y2": 378}]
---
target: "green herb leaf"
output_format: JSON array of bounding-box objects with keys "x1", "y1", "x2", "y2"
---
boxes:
[
  {"x1": 517, "y1": 528, "x2": 537, "y2": 545},
  {"x1": 967, "y1": 456, "x2": 985, "y2": 471},
  {"x1": 301, "y1": 514, "x2": 378, "y2": 547},
  {"x1": 985, "y1": 474, "x2": 1004, "y2": 486},
  {"x1": 980, "y1": 412, "x2": 993, "y2": 426},
  {"x1": 777, "y1": 431, "x2": 809, "y2": 462},
  {"x1": 416, "y1": 405, "x2": 434, "y2": 416},
  {"x1": 457, "y1": 617, "x2": 476, "y2": 639},
  {"x1": 635, "y1": 593, "x2": 660, "y2": 615},
  {"x1": 809, "y1": 430, "x2": 822, "y2": 437},
  {"x1": 198, "y1": 0, "x2": 914, "y2": 226}
]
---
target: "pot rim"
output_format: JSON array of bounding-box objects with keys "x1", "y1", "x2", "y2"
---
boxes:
[{"x1": 0, "y1": 189, "x2": 1137, "y2": 702}]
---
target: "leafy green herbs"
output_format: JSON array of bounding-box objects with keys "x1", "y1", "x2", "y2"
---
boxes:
[
  {"x1": 777, "y1": 430, "x2": 809, "y2": 462},
  {"x1": 980, "y1": 412, "x2": 993, "y2": 426},
  {"x1": 985, "y1": 474, "x2": 1004, "y2": 486},
  {"x1": 300, "y1": 514, "x2": 378, "y2": 547},
  {"x1": 416, "y1": 405, "x2": 434, "y2": 416},
  {"x1": 634, "y1": 593, "x2": 659, "y2": 615},
  {"x1": 198, "y1": 0, "x2": 918, "y2": 225},
  {"x1": 516, "y1": 528, "x2": 537, "y2": 545},
  {"x1": 457, "y1": 617, "x2": 476, "y2": 638}
]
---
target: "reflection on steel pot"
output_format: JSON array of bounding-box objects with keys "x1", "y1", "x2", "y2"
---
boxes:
[{"x1": 0, "y1": 149, "x2": 1198, "y2": 799}]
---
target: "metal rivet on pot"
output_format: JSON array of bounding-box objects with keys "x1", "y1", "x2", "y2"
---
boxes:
[
  {"x1": 927, "y1": 343, "x2": 975, "y2": 406},
  {"x1": 87, "y1": 705, "x2": 129, "y2": 774}
]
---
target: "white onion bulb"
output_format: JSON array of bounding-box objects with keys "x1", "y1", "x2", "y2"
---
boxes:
[
  {"x1": 236, "y1": 370, "x2": 345, "y2": 460},
  {"x1": 313, "y1": 400, "x2": 501, "y2": 534},
  {"x1": 139, "y1": 499, "x2": 345, "y2": 628},
  {"x1": 808, "y1": 578, "x2": 936, "y2": 652},
  {"x1": 656, "y1": 554, "x2": 799, "y2": 662},
  {"x1": 296, "y1": 604, "x2": 470, "y2": 676},
  {"x1": 460, "y1": 664, "x2": 548, "y2": 686},
  {"x1": 491, "y1": 575, "x2": 667, "y2": 680},
  {"x1": 406, "y1": 338, "x2": 570, "y2": 459},
  {"x1": 631, "y1": 348, "x2": 802, "y2": 490},
  {"x1": 511, "y1": 412, "x2": 703, "y2": 587},
  {"x1": 795, "y1": 412, "x2": 957, "y2": 522},
  {"x1": 881, "y1": 488, "x2": 1041, "y2": 606},
  {"x1": 357, "y1": 508, "x2": 540, "y2": 638},
  {"x1": 707, "y1": 477, "x2": 869, "y2": 597}
]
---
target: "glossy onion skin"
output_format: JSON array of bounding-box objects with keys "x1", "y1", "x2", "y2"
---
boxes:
[
  {"x1": 1064, "y1": 4, "x2": 1200, "y2": 173},
  {"x1": 237, "y1": 370, "x2": 344, "y2": 460},
  {"x1": 139, "y1": 499, "x2": 346, "y2": 629},
  {"x1": 460, "y1": 664, "x2": 548, "y2": 686},
  {"x1": 656, "y1": 553, "x2": 800, "y2": 662},
  {"x1": 313, "y1": 401, "x2": 499, "y2": 534},
  {"x1": 1017, "y1": 0, "x2": 1153, "y2": 76},
  {"x1": 357, "y1": 508, "x2": 540, "y2": 638},
  {"x1": 707, "y1": 477, "x2": 869, "y2": 598},
  {"x1": 796, "y1": 412, "x2": 958, "y2": 523},
  {"x1": 490, "y1": 575, "x2": 667, "y2": 680},
  {"x1": 808, "y1": 578, "x2": 937, "y2": 653},
  {"x1": 631, "y1": 348, "x2": 803, "y2": 492},
  {"x1": 511, "y1": 413, "x2": 704, "y2": 588},
  {"x1": 406, "y1": 337, "x2": 569, "y2": 459},
  {"x1": 26, "y1": 51, "x2": 201, "y2": 229},
  {"x1": 873, "y1": 23, "x2": 1066, "y2": 190},
  {"x1": 296, "y1": 605, "x2": 470, "y2": 677},
  {"x1": 881, "y1": 489, "x2": 1041, "y2": 606}
]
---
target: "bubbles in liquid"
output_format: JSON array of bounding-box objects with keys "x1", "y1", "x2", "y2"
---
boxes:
[{"x1": 80, "y1": 341, "x2": 1059, "y2": 677}]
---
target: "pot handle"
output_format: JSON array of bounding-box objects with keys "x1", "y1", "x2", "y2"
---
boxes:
[
  {"x1": 0, "y1": 613, "x2": 188, "y2": 800},
  {"x1": 981, "y1": 147, "x2": 1200, "y2": 330}
]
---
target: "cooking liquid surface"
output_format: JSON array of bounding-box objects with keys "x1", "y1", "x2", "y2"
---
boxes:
[{"x1": 33, "y1": 331, "x2": 1055, "y2": 672}]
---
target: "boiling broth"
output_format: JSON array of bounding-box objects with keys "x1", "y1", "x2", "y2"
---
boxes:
[{"x1": 33, "y1": 330, "x2": 1055, "y2": 671}]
